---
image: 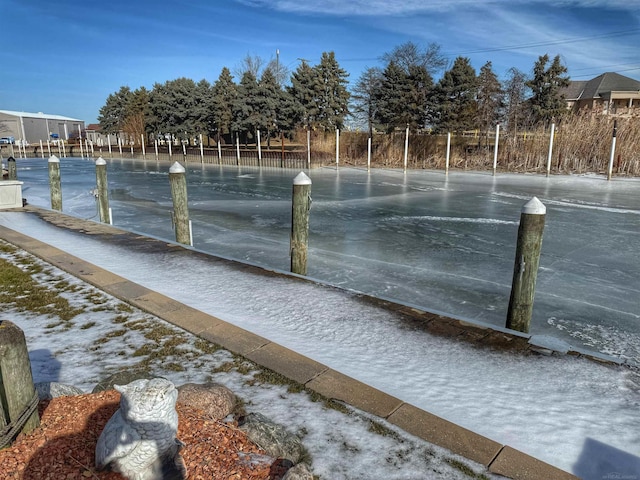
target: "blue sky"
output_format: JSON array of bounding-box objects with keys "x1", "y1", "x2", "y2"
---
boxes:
[{"x1": 2, "y1": 0, "x2": 639, "y2": 124}]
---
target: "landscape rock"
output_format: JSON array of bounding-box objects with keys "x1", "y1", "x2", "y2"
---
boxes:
[
  {"x1": 281, "y1": 463, "x2": 314, "y2": 480},
  {"x1": 239, "y1": 412, "x2": 305, "y2": 464},
  {"x1": 92, "y1": 369, "x2": 152, "y2": 393},
  {"x1": 35, "y1": 381, "x2": 84, "y2": 400},
  {"x1": 177, "y1": 382, "x2": 236, "y2": 421}
]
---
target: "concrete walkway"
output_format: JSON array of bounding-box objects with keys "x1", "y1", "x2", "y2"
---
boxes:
[{"x1": 0, "y1": 206, "x2": 582, "y2": 480}]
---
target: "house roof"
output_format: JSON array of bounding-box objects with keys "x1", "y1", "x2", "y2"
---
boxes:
[
  {"x1": 86, "y1": 124, "x2": 101, "y2": 131},
  {"x1": 0, "y1": 110, "x2": 83, "y2": 122},
  {"x1": 564, "y1": 72, "x2": 640, "y2": 101}
]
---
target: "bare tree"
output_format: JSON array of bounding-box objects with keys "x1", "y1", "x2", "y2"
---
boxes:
[
  {"x1": 381, "y1": 41, "x2": 447, "y2": 76},
  {"x1": 234, "y1": 54, "x2": 265, "y2": 79}
]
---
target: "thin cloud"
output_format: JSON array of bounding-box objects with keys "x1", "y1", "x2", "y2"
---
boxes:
[{"x1": 236, "y1": 0, "x2": 638, "y2": 16}]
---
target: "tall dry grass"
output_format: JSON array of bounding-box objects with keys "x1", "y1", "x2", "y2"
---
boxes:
[{"x1": 300, "y1": 114, "x2": 640, "y2": 176}]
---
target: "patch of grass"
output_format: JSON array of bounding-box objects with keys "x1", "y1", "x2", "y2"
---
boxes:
[
  {"x1": 368, "y1": 420, "x2": 401, "y2": 440},
  {"x1": 143, "y1": 325, "x2": 181, "y2": 341},
  {"x1": 116, "y1": 303, "x2": 134, "y2": 313},
  {"x1": 0, "y1": 242, "x2": 17, "y2": 254},
  {"x1": 123, "y1": 319, "x2": 148, "y2": 329},
  {"x1": 194, "y1": 338, "x2": 222, "y2": 354},
  {"x1": 80, "y1": 321, "x2": 97, "y2": 330},
  {"x1": 0, "y1": 258, "x2": 85, "y2": 320},
  {"x1": 165, "y1": 362, "x2": 186, "y2": 372},
  {"x1": 444, "y1": 458, "x2": 490, "y2": 479},
  {"x1": 112, "y1": 315, "x2": 130, "y2": 324}
]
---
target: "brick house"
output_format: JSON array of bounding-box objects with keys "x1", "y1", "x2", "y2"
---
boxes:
[{"x1": 563, "y1": 72, "x2": 640, "y2": 116}]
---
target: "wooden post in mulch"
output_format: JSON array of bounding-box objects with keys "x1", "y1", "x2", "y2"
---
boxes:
[
  {"x1": 48, "y1": 155, "x2": 62, "y2": 211},
  {"x1": 0, "y1": 320, "x2": 40, "y2": 449},
  {"x1": 290, "y1": 172, "x2": 312, "y2": 275},
  {"x1": 506, "y1": 197, "x2": 547, "y2": 333}
]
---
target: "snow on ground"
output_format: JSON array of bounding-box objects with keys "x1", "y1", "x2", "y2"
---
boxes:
[
  {"x1": 0, "y1": 239, "x2": 500, "y2": 480},
  {"x1": 1, "y1": 211, "x2": 640, "y2": 480}
]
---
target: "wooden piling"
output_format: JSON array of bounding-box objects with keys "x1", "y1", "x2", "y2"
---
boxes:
[
  {"x1": 168, "y1": 162, "x2": 191, "y2": 246},
  {"x1": 290, "y1": 172, "x2": 312, "y2": 275},
  {"x1": 95, "y1": 157, "x2": 110, "y2": 224},
  {"x1": 48, "y1": 155, "x2": 62, "y2": 211},
  {"x1": 506, "y1": 197, "x2": 546, "y2": 333},
  {"x1": 0, "y1": 320, "x2": 40, "y2": 449},
  {"x1": 7, "y1": 157, "x2": 16, "y2": 181}
]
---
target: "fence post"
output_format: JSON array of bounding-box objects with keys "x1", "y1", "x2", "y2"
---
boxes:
[
  {"x1": 141, "y1": 134, "x2": 146, "y2": 160},
  {"x1": 445, "y1": 132, "x2": 451, "y2": 175},
  {"x1": 168, "y1": 139, "x2": 172, "y2": 158},
  {"x1": 290, "y1": 172, "x2": 312, "y2": 275},
  {"x1": 168, "y1": 162, "x2": 191, "y2": 246},
  {"x1": 546, "y1": 123, "x2": 555, "y2": 177},
  {"x1": 48, "y1": 155, "x2": 62, "y2": 211},
  {"x1": 199, "y1": 134, "x2": 204, "y2": 163},
  {"x1": 335, "y1": 128, "x2": 340, "y2": 168},
  {"x1": 257, "y1": 130, "x2": 262, "y2": 166},
  {"x1": 0, "y1": 321, "x2": 40, "y2": 449},
  {"x1": 39, "y1": 140, "x2": 44, "y2": 159},
  {"x1": 154, "y1": 140, "x2": 159, "y2": 161},
  {"x1": 367, "y1": 137, "x2": 372, "y2": 172},
  {"x1": 108, "y1": 135, "x2": 113, "y2": 159},
  {"x1": 607, "y1": 120, "x2": 617, "y2": 181},
  {"x1": 217, "y1": 138, "x2": 222, "y2": 164},
  {"x1": 118, "y1": 137, "x2": 123, "y2": 157},
  {"x1": 236, "y1": 133, "x2": 241, "y2": 165},
  {"x1": 95, "y1": 157, "x2": 111, "y2": 224},
  {"x1": 7, "y1": 157, "x2": 17, "y2": 180},
  {"x1": 307, "y1": 129, "x2": 311, "y2": 169},
  {"x1": 403, "y1": 125, "x2": 409, "y2": 172},
  {"x1": 506, "y1": 197, "x2": 546, "y2": 333},
  {"x1": 492, "y1": 124, "x2": 500, "y2": 176}
]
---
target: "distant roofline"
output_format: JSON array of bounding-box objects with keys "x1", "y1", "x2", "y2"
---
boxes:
[{"x1": 0, "y1": 109, "x2": 84, "y2": 122}]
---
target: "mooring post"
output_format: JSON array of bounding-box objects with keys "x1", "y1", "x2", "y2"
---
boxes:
[
  {"x1": 290, "y1": 172, "x2": 312, "y2": 275},
  {"x1": 335, "y1": 128, "x2": 340, "y2": 168},
  {"x1": 506, "y1": 197, "x2": 546, "y2": 333},
  {"x1": 492, "y1": 123, "x2": 500, "y2": 176},
  {"x1": 445, "y1": 132, "x2": 451, "y2": 175},
  {"x1": 307, "y1": 129, "x2": 311, "y2": 169},
  {"x1": 546, "y1": 123, "x2": 555, "y2": 177},
  {"x1": 48, "y1": 155, "x2": 62, "y2": 211},
  {"x1": 7, "y1": 157, "x2": 16, "y2": 180},
  {"x1": 367, "y1": 136, "x2": 372, "y2": 172},
  {"x1": 95, "y1": 157, "x2": 111, "y2": 224},
  {"x1": 403, "y1": 125, "x2": 409, "y2": 173},
  {"x1": 168, "y1": 162, "x2": 191, "y2": 246},
  {"x1": 607, "y1": 120, "x2": 617, "y2": 181},
  {"x1": 0, "y1": 320, "x2": 40, "y2": 449}
]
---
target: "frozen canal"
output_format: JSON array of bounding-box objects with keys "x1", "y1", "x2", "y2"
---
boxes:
[{"x1": 10, "y1": 156, "x2": 640, "y2": 364}]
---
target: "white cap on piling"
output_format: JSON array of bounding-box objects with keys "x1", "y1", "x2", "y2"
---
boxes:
[
  {"x1": 96, "y1": 157, "x2": 106, "y2": 165},
  {"x1": 522, "y1": 196, "x2": 546, "y2": 215},
  {"x1": 48, "y1": 155, "x2": 60, "y2": 163},
  {"x1": 293, "y1": 171, "x2": 312, "y2": 185},
  {"x1": 169, "y1": 161, "x2": 185, "y2": 174}
]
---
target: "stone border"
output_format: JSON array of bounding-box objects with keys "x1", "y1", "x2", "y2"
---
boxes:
[{"x1": 0, "y1": 209, "x2": 585, "y2": 479}]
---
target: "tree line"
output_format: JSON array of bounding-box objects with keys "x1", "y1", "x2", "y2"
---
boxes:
[{"x1": 98, "y1": 42, "x2": 570, "y2": 145}]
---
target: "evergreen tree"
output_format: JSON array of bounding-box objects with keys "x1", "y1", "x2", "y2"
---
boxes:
[
  {"x1": 374, "y1": 62, "x2": 412, "y2": 133},
  {"x1": 351, "y1": 67, "x2": 383, "y2": 136},
  {"x1": 288, "y1": 60, "x2": 318, "y2": 128},
  {"x1": 432, "y1": 57, "x2": 478, "y2": 133},
  {"x1": 148, "y1": 78, "x2": 200, "y2": 142},
  {"x1": 526, "y1": 54, "x2": 570, "y2": 126},
  {"x1": 98, "y1": 86, "x2": 133, "y2": 135},
  {"x1": 122, "y1": 87, "x2": 149, "y2": 144},
  {"x1": 475, "y1": 61, "x2": 504, "y2": 137},
  {"x1": 232, "y1": 71, "x2": 264, "y2": 144},
  {"x1": 406, "y1": 64, "x2": 433, "y2": 130},
  {"x1": 196, "y1": 79, "x2": 215, "y2": 143},
  {"x1": 258, "y1": 69, "x2": 281, "y2": 144},
  {"x1": 313, "y1": 52, "x2": 350, "y2": 131},
  {"x1": 211, "y1": 67, "x2": 237, "y2": 142}
]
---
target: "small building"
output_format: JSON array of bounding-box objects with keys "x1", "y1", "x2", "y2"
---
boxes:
[
  {"x1": 563, "y1": 72, "x2": 640, "y2": 116},
  {"x1": 0, "y1": 110, "x2": 85, "y2": 144}
]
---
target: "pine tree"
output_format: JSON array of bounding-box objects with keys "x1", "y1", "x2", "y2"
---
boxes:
[
  {"x1": 526, "y1": 54, "x2": 570, "y2": 126},
  {"x1": 288, "y1": 60, "x2": 317, "y2": 128},
  {"x1": 148, "y1": 78, "x2": 200, "y2": 142},
  {"x1": 313, "y1": 52, "x2": 350, "y2": 131},
  {"x1": 98, "y1": 86, "x2": 132, "y2": 135},
  {"x1": 232, "y1": 71, "x2": 264, "y2": 144},
  {"x1": 211, "y1": 67, "x2": 237, "y2": 143},
  {"x1": 374, "y1": 62, "x2": 412, "y2": 133},
  {"x1": 433, "y1": 57, "x2": 478, "y2": 133},
  {"x1": 475, "y1": 61, "x2": 504, "y2": 138}
]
